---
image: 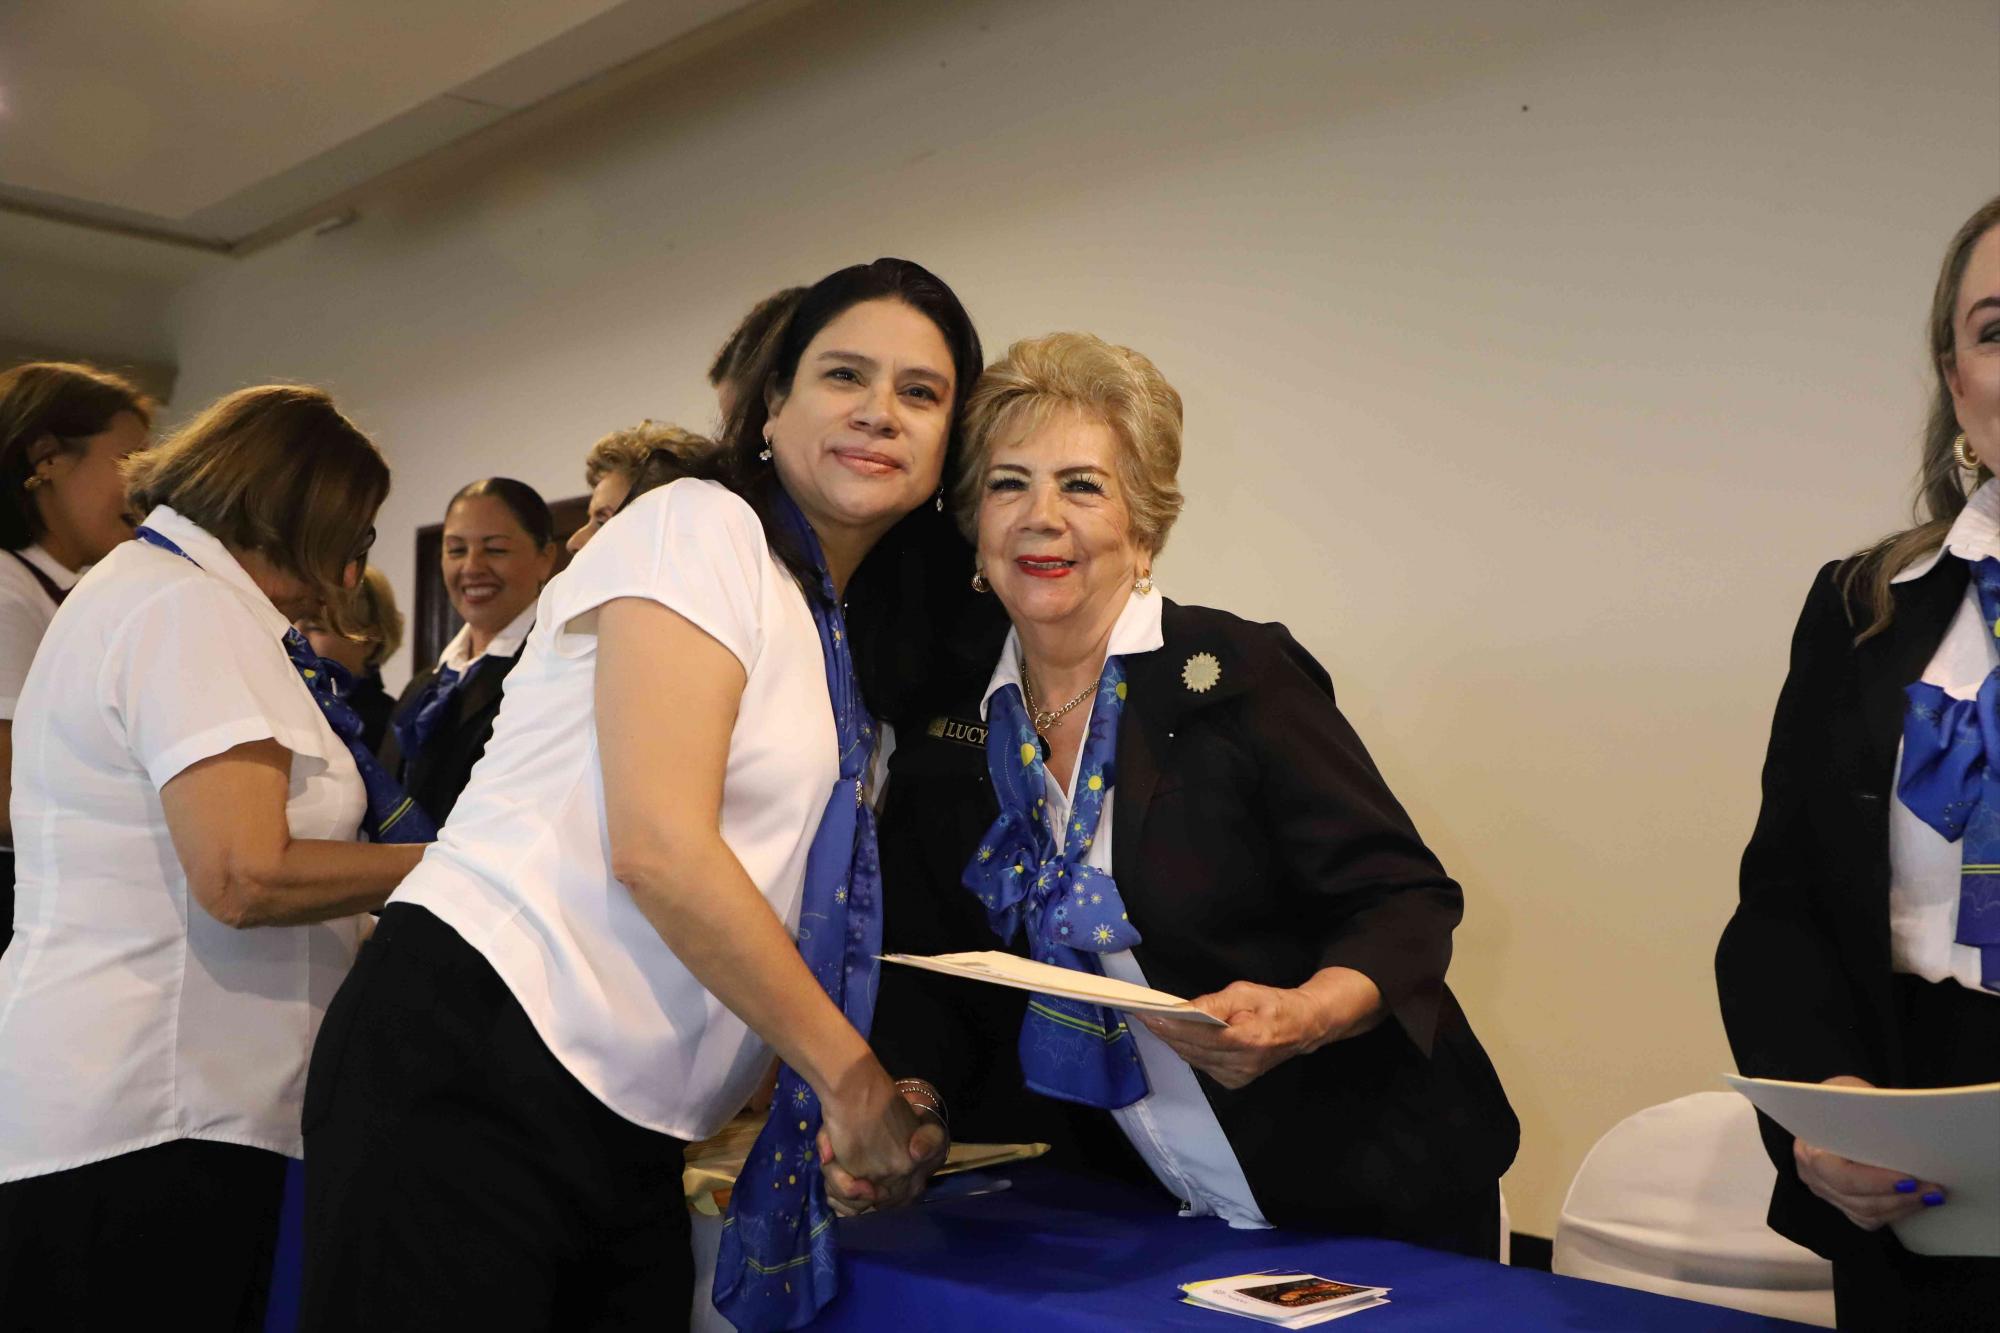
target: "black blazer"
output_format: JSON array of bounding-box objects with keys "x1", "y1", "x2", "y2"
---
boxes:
[
  {"x1": 871, "y1": 600, "x2": 1518, "y2": 1244},
  {"x1": 378, "y1": 650, "x2": 522, "y2": 826},
  {"x1": 1717, "y1": 555, "x2": 1971, "y2": 1262},
  {"x1": 345, "y1": 670, "x2": 396, "y2": 757}
]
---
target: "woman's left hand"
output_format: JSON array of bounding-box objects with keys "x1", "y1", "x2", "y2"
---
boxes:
[{"x1": 1138, "y1": 967, "x2": 1384, "y2": 1090}]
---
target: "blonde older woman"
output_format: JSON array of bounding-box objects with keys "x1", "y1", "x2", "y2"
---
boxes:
[
  {"x1": 296, "y1": 565, "x2": 405, "y2": 753},
  {"x1": 566, "y1": 420, "x2": 712, "y2": 553},
  {"x1": 869, "y1": 333, "x2": 1517, "y2": 1253}
]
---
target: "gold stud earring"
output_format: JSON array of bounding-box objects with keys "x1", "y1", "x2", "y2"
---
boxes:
[{"x1": 1954, "y1": 432, "x2": 1980, "y2": 473}]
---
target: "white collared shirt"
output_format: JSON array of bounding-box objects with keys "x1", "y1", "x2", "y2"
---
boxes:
[
  {"x1": 392, "y1": 480, "x2": 839, "y2": 1139},
  {"x1": 435, "y1": 598, "x2": 536, "y2": 676},
  {"x1": 0, "y1": 542, "x2": 81, "y2": 721},
  {"x1": 980, "y1": 587, "x2": 1272, "y2": 1229},
  {"x1": 0, "y1": 506, "x2": 367, "y2": 1181},
  {"x1": 1887, "y1": 478, "x2": 2000, "y2": 997}
]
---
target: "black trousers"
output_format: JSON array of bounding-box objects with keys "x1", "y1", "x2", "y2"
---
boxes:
[
  {"x1": 1831, "y1": 975, "x2": 2000, "y2": 1331},
  {"x1": 300, "y1": 904, "x2": 693, "y2": 1333},
  {"x1": 0, "y1": 1138, "x2": 285, "y2": 1332}
]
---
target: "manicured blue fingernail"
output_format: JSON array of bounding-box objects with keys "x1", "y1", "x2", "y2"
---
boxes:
[
  {"x1": 1922, "y1": 1190, "x2": 1946, "y2": 1207},
  {"x1": 1894, "y1": 1178, "x2": 1918, "y2": 1194}
]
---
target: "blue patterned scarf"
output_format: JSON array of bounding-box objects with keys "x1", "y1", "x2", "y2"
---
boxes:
[
  {"x1": 712, "y1": 495, "x2": 883, "y2": 1332},
  {"x1": 1895, "y1": 555, "x2": 2000, "y2": 992},
  {"x1": 390, "y1": 657, "x2": 483, "y2": 763},
  {"x1": 133, "y1": 526, "x2": 434, "y2": 845},
  {"x1": 962, "y1": 658, "x2": 1148, "y2": 1108}
]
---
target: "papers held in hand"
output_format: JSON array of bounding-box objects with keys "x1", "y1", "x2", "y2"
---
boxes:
[
  {"x1": 1725, "y1": 1075, "x2": 2000, "y2": 1257},
  {"x1": 878, "y1": 951, "x2": 1227, "y2": 1026}
]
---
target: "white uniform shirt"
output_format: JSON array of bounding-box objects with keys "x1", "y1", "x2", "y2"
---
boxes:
[
  {"x1": 392, "y1": 480, "x2": 839, "y2": 1140},
  {"x1": 1888, "y1": 477, "x2": 2000, "y2": 997},
  {"x1": 434, "y1": 598, "x2": 536, "y2": 677},
  {"x1": 0, "y1": 543, "x2": 79, "y2": 721},
  {"x1": 0, "y1": 506, "x2": 367, "y2": 1181},
  {"x1": 981, "y1": 587, "x2": 1271, "y2": 1228}
]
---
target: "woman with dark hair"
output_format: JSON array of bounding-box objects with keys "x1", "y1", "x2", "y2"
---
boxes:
[
  {"x1": 710, "y1": 285, "x2": 806, "y2": 421},
  {"x1": 1719, "y1": 194, "x2": 2000, "y2": 1328},
  {"x1": 302, "y1": 259, "x2": 984, "y2": 1333},
  {"x1": 380, "y1": 476, "x2": 557, "y2": 823},
  {"x1": 0, "y1": 386, "x2": 429, "y2": 1331},
  {"x1": 0, "y1": 361, "x2": 151, "y2": 955}
]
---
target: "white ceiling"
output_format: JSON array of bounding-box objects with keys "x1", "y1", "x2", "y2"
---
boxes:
[{"x1": 0, "y1": 0, "x2": 758, "y2": 249}]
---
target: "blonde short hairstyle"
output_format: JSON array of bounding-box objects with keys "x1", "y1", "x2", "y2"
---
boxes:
[
  {"x1": 584, "y1": 420, "x2": 711, "y2": 487},
  {"x1": 953, "y1": 332, "x2": 1185, "y2": 556},
  {"x1": 340, "y1": 566, "x2": 405, "y2": 668},
  {"x1": 123, "y1": 385, "x2": 388, "y2": 636}
]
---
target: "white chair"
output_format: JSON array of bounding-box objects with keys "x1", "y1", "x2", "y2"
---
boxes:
[{"x1": 1552, "y1": 1090, "x2": 1836, "y2": 1327}]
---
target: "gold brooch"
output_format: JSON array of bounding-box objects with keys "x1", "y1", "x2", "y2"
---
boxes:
[{"x1": 1181, "y1": 652, "x2": 1220, "y2": 693}]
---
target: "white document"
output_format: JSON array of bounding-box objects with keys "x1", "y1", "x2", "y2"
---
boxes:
[
  {"x1": 1725, "y1": 1075, "x2": 2000, "y2": 1256},
  {"x1": 879, "y1": 950, "x2": 1227, "y2": 1025}
]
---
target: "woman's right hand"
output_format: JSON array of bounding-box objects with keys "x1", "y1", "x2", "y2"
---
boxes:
[
  {"x1": 1793, "y1": 1076, "x2": 1946, "y2": 1230},
  {"x1": 816, "y1": 1067, "x2": 945, "y2": 1212}
]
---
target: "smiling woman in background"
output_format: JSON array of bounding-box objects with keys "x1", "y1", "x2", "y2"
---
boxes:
[
  {"x1": 0, "y1": 361, "x2": 151, "y2": 956},
  {"x1": 380, "y1": 477, "x2": 557, "y2": 823}
]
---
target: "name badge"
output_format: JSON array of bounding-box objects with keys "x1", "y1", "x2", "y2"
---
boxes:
[{"x1": 926, "y1": 715, "x2": 988, "y2": 750}]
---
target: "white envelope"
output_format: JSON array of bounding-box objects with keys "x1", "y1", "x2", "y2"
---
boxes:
[
  {"x1": 880, "y1": 950, "x2": 1228, "y2": 1025},
  {"x1": 1725, "y1": 1075, "x2": 2000, "y2": 1257}
]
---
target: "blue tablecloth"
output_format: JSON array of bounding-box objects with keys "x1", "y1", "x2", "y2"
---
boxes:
[{"x1": 815, "y1": 1166, "x2": 1813, "y2": 1331}]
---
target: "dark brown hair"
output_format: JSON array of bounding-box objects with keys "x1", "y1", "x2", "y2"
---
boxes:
[
  {"x1": 446, "y1": 477, "x2": 554, "y2": 549},
  {"x1": 1844, "y1": 193, "x2": 2000, "y2": 640},
  {"x1": 680, "y1": 259, "x2": 1001, "y2": 724},
  {"x1": 0, "y1": 361, "x2": 152, "y2": 550},
  {"x1": 123, "y1": 385, "x2": 389, "y2": 635},
  {"x1": 708, "y1": 286, "x2": 806, "y2": 395}
]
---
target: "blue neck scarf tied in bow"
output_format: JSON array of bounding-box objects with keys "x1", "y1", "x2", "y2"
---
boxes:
[
  {"x1": 712, "y1": 495, "x2": 883, "y2": 1333},
  {"x1": 390, "y1": 656, "x2": 482, "y2": 763},
  {"x1": 1896, "y1": 554, "x2": 2000, "y2": 992},
  {"x1": 133, "y1": 526, "x2": 434, "y2": 844},
  {"x1": 962, "y1": 658, "x2": 1149, "y2": 1109}
]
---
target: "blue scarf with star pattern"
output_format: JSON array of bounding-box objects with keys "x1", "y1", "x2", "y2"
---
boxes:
[
  {"x1": 711, "y1": 493, "x2": 883, "y2": 1332},
  {"x1": 963, "y1": 658, "x2": 1149, "y2": 1108},
  {"x1": 1895, "y1": 554, "x2": 2000, "y2": 992}
]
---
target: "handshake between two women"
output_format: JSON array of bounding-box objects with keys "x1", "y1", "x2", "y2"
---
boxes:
[{"x1": 815, "y1": 1069, "x2": 950, "y2": 1216}]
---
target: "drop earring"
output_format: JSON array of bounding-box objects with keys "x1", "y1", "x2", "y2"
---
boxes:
[
  {"x1": 971, "y1": 568, "x2": 990, "y2": 593},
  {"x1": 1135, "y1": 571, "x2": 1154, "y2": 595}
]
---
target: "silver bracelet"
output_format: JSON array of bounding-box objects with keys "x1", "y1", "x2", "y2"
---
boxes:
[{"x1": 893, "y1": 1077, "x2": 949, "y2": 1132}]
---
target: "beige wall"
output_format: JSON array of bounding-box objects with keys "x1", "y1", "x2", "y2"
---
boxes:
[{"x1": 165, "y1": 0, "x2": 2000, "y2": 1235}]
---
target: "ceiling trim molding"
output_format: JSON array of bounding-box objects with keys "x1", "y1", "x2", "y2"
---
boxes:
[{"x1": 0, "y1": 194, "x2": 235, "y2": 255}]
